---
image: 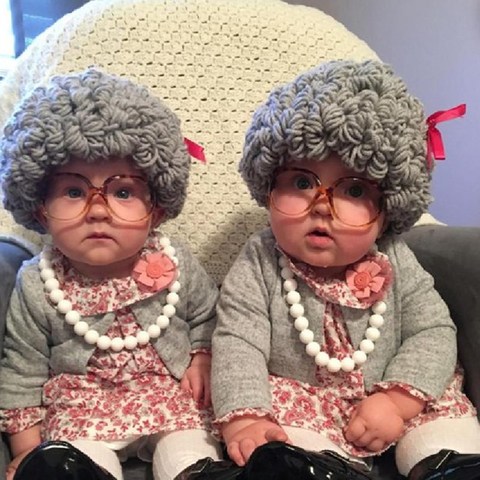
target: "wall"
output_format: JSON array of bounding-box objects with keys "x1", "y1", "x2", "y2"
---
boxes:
[{"x1": 287, "y1": 0, "x2": 480, "y2": 226}]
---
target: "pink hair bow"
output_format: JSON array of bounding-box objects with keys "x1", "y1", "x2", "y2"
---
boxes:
[
  {"x1": 184, "y1": 137, "x2": 206, "y2": 163},
  {"x1": 426, "y1": 103, "x2": 466, "y2": 170}
]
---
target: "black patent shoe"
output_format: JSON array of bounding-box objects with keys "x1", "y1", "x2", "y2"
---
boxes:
[
  {"x1": 408, "y1": 449, "x2": 480, "y2": 480},
  {"x1": 13, "y1": 440, "x2": 117, "y2": 480},
  {"x1": 174, "y1": 457, "x2": 245, "y2": 480},
  {"x1": 243, "y1": 441, "x2": 372, "y2": 480}
]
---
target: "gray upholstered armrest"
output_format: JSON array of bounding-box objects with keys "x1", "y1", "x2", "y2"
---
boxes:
[
  {"x1": 0, "y1": 240, "x2": 33, "y2": 480},
  {"x1": 402, "y1": 225, "x2": 480, "y2": 416}
]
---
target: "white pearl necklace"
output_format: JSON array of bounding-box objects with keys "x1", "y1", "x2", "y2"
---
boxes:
[
  {"x1": 39, "y1": 236, "x2": 180, "y2": 352},
  {"x1": 279, "y1": 255, "x2": 386, "y2": 373}
]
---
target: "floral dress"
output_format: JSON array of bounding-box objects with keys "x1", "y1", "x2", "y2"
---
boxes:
[
  {"x1": 218, "y1": 250, "x2": 476, "y2": 457},
  {"x1": 1, "y1": 236, "x2": 213, "y2": 443}
]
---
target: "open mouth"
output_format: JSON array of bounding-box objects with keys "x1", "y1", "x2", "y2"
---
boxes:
[{"x1": 309, "y1": 229, "x2": 331, "y2": 238}]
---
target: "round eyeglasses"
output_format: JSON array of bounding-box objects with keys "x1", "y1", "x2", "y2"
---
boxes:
[
  {"x1": 269, "y1": 167, "x2": 383, "y2": 227},
  {"x1": 41, "y1": 173, "x2": 155, "y2": 222}
]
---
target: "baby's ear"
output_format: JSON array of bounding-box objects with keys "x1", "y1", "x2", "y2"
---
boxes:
[
  {"x1": 34, "y1": 207, "x2": 48, "y2": 230},
  {"x1": 151, "y1": 207, "x2": 165, "y2": 229}
]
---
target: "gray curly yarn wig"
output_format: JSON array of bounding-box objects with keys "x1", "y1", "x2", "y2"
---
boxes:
[
  {"x1": 239, "y1": 60, "x2": 430, "y2": 234},
  {"x1": 0, "y1": 68, "x2": 190, "y2": 233}
]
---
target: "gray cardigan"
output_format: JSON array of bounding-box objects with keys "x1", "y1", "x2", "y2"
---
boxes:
[
  {"x1": 0, "y1": 237, "x2": 218, "y2": 410},
  {"x1": 212, "y1": 228, "x2": 456, "y2": 419}
]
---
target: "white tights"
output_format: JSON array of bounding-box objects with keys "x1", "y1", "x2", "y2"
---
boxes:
[
  {"x1": 70, "y1": 429, "x2": 222, "y2": 480},
  {"x1": 151, "y1": 429, "x2": 222, "y2": 480},
  {"x1": 395, "y1": 417, "x2": 480, "y2": 475},
  {"x1": 284, "y1": 419, "x2": 480, "y2": 476}
]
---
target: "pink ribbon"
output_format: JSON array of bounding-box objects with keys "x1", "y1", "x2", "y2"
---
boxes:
[
  {"x1": 184, "y1": 137, "x2": 206, "y2": 163},
  {"x1": 426, "y1": 103, "x2": 466, "y2": 169}
]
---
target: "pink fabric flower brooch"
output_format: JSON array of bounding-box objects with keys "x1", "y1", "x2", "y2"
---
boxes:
[
  {"x1": 132, "y1": 252, "x2": 176, "y2": 292},
  {"x1": 346, "y1": 255, "x2": 393, "y2": 302}
]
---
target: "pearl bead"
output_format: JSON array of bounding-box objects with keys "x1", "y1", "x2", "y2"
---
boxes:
[
  {"x1": 341, "y1": 357, "x2": 355, "y2": 372},
  {"x1": 74, "y1": 321, "x2": 89, "y2": 336},
  {"x1": 137, "y1": 331, "x2": 150, "y2": 345},
  {"x1": 84, "y1": 330, "x2": 100, "y2": 345},
  {"x1": 49, "y1": 289, "x2": 64, "y2": 304},
  {"x1": 360, "y1": 339, "x2": 375, "y2": 354},
  {"x1": 57, "y1": 299, "x2": 72, "y2": 314},
  {"x1": 65, "y1": 310, "x2": 80, "y2": 325},
  {"x1": 124, "y1": 335, "x2": 138, "y2": 350},
  {"x1": 163, "y1": 245, "x2": 176, "y2": 257},
  {"x1": 169, "y1": 281, "x2": 181, "y2": 293},
  {"x1": 365, "y1": 327, "x2": 380, "y2": 341},
  {"x1": 278, "y1": 256, "x2": 288, "y2": 268},
  {"x1": 289, "y1": 303, "x2": 304, "y2": 318},
  {"x1": 163, "y1": 304, "x2": 176, "y2": 318},
  {"x1": 283, "y1": 278, "x2": 298, "y2": 292},
  {"x1": 44, "y1": 278, "x2": 60, "y2": 292},
  {"x1": 39, "y1": 258, "x2": 50, "y2": 269},
  {"x1": 294, "y1": 316, "x2": 309, "y2": 331},
  {"x1": 159, "y1": 237, "x2": 171, "y2": 247},
  {"x1": 166, "y1": 292, "x2": 179, "y2": 305},
  {"x1": 40, "y1": 268, "x2": 55, "y2": 281},
  {"x1": 352, "y1": 350, "x2": 367, "y2": 365},
  {"x1": 286, "y1": 291, "x2": 301, "y2": 305},
  {"x1": 156, "y1": 315, "x2": 170, "y2": 329},
  {"x1": 327, "y1": 358, "x2": 342, "y2": 373},
  {"x1": 97, "y1": 336, "x2": 112, "y2": 350},
  {"x1": 299, "y1": 329, "x2": 314, "y2": 344},
  {"x1": 280, "y1": 267, "x2": 294, "y2": 280},
  {"x1": 305, "y1": 341, "x2": 320, "y2": 357},
  {"x1": 315, "y1": 351, "x2": 330, "y2": 366},
  {"x1": 110, "y1": 337, "x2": 125, "y2": 352},
  {"x1": 148, "y1": 324, "x2": 161, "y2": 338},
  {"x1": 369, "y1": 314, "x2": 384, "y2": 328},
  {"x1": 372, "y1": 301, "x2": 387, "y2": 315}
]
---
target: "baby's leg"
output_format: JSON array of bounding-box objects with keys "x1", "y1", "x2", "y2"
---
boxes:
[
  {"x1": 151, "y1": 429, "x2": 222, "y2": 480},
  {"x1": 70, "y1": 439, "x2": 124, "y2": 479},
  {"x1": 395, "y1": 416, "x2": 480, "y2": 476}
]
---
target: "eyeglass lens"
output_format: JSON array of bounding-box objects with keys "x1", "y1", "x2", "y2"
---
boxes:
[
  {"x1": 270, "y1": 169, "x2": 382, "y2": 226},
  {"x1": 43, "y1": 174, "x2": 153, "y2": 222}
]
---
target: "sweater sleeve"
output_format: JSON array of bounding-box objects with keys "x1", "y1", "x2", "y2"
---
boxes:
[
  {"x1": 212, "y1": 231, "x2": 275, "y2": 419},
  {"x1": 0, "y1": 264, "x2": 51, "y2": 410},
  {"x1": 381, "y1": 238, "x2": 457, "y2": 398},
  {"x1": 178, "y1": 241, "x2": 219, "y2": 351}
]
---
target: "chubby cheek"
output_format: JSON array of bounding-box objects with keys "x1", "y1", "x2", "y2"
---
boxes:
[{"x1": 268, "y1": 211, "x2": 302, "y2": 254}]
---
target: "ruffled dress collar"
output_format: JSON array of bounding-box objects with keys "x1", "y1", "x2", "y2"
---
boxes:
[
  {"x1": 46, "y1": 234, "x2": 177, "y2": 316},
  {"x1": 279, "y1": 246, "x2": 393, "y2": 310}
]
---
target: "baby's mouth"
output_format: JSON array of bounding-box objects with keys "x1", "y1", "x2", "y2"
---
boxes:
[{"x1": 308, "y1": 228, "x2": 332, "y2": 238}]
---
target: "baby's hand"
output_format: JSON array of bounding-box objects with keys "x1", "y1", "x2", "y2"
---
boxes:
[
  {"x1": 345, "y1": 392, "x2": 404, "y2": 452},
  {"x1": 222, "y1": 416, "x2": 290, "y2": 466},
  {"x1": 180, "y1": 352, "x2": 211, "y2": 407}
]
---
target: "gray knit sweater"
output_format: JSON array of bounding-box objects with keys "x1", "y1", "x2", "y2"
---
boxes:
[
  {"x1": 212, "y1": 228, "x2": 456, "y2": 419},
  {"x1": 0, "y1": 236, "x2": 218, "y2": 411}
]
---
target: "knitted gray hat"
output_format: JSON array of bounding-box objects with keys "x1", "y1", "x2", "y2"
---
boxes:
[
  {"x1": 0, "y1": 68, "x2": 191, "y2": 233},
  {"x1": 239, "y1": 60, "x2": 430, "y2": 234}
]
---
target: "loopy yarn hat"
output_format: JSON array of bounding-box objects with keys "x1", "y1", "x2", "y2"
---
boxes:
[
  {"x1": 0, "y1": 68, "x2": 190, "y2": 233},
  {"x1": 239, "y1": 60, "x2": 430, "y2": 234}
]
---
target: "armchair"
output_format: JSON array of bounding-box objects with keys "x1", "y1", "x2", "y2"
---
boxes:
[{"x1": 0, "y1": 1, "x2": 478, "y2": 479}]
